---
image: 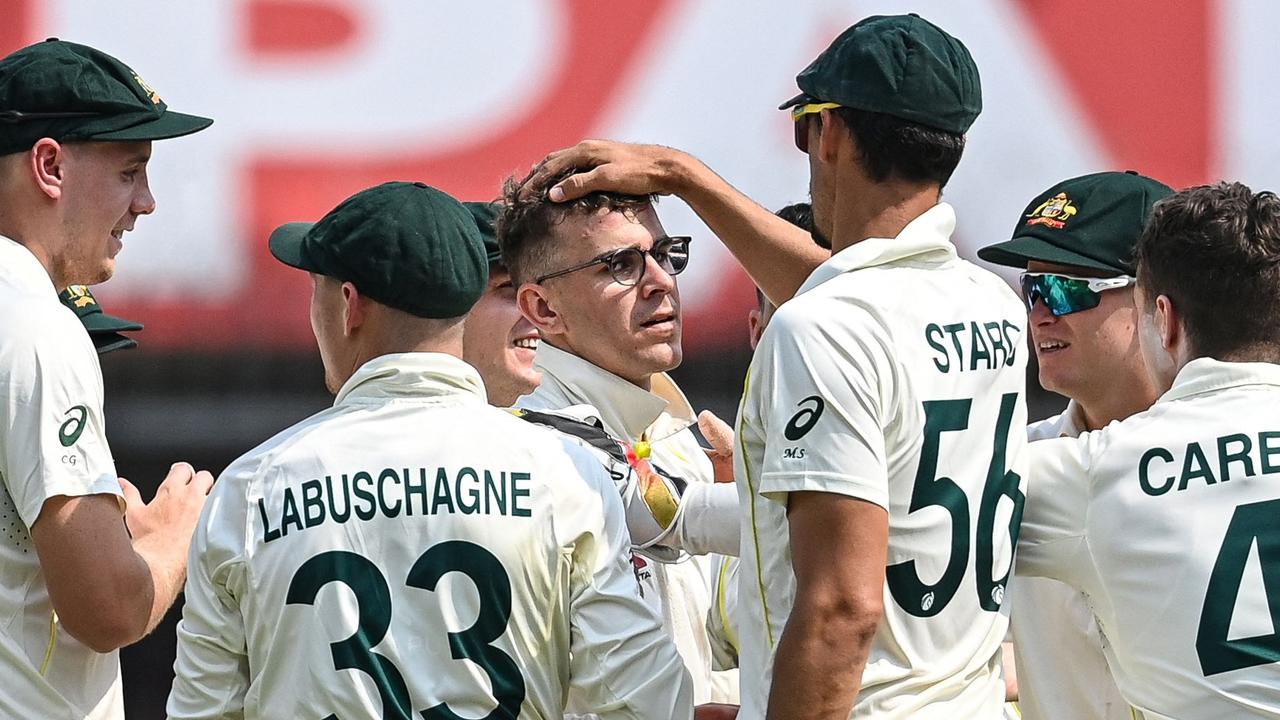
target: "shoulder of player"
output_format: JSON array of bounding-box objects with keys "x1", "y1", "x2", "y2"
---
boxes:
[{"x1": 0, "y1": 292, "x2": 92, "y2": 356}]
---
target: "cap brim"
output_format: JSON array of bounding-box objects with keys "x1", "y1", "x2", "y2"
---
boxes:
[
  {"x1": 91, "y1": 332, "x2": 138, "y2": 355},
  {"x1": 778, "y1": 92, "x2": 813, "y2": 110},
  {"x1": 79, "y1": 311, "x2": 143, "y2": 334},
  {"x1": 91, "y1": 110, "x2": 214, "y2": 142},
  {"x1": 976, "y1": 235, "x2": 1126, "y2": 274},
  {"x1": 268, "y1": 222, "x2": 320, "y2": 271}
]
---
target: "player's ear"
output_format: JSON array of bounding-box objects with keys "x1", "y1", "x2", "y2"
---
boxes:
[
  {"x1": 1155, "y1": 293, "x2": 1180, "y2": 352},
  {"x1": 340, "y1": 281, "x2": 365, "y2": 337},
  {"x1": 29, "y1": 139, "x2": 65, "y2": 200},
  {"x1": 747, "y1": 308, "x2": 763, "y2": 350},
  {"x1": 816, "y1": 109, "x2": 844, "y2": 165},
  {"x1": 516, "y1": 282, "x2": 564, "y2": 336}
]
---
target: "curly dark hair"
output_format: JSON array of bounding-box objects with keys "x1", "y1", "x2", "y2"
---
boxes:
[
  {"x1": 496, "y1": 167, "x2": 656, "y2": 284},
  {"x1": 1135, "y1": 181, "x2": 1280, "y2": 361}
]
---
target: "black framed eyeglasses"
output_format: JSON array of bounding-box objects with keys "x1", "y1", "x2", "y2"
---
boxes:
[
  {"x1": 0, "y1": 110, "x2": 104, "y2": 123},
  {"x1": 535, "y1": 236, "x2": 691, "y2": 286}
]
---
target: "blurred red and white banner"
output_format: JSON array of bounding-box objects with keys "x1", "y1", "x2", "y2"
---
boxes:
[{"x1": 3, "y1": 0, "x2": 1275, "y2": 354}]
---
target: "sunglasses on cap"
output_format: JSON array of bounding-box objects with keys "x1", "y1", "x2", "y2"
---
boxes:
[
  {"x1": 535, "y1": 236, "x2": 691, "y2": 286},
  {"x1": 1019, "y1": 272, "x2": 1136, "y2": 317},
  {"x1": 791, "y1": 102, "x2": 842, "y2": 153}
]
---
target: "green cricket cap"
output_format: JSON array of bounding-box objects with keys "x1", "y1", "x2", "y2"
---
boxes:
[
  {"x1": 780, "y1": 14, "x2": 981, "y2": 134},
  {"x1": 978, "y1": 171, "x2": 1175, "y2": 275},
  {"x1": 269, "y1": 181, "x2": 488, "y2": 319},
  {"x1": 59, "y1": 285, "x2": 142, "y2": 354},
  {"x1": 0, "y1": 38, "x2": 213, "y2": 156},
  {"x1": 464, "y1": 200, "x2": 502, "y2": 265}
]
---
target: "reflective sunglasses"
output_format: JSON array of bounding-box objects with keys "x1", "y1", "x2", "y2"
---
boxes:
[
  {"x1": 791, "y1": 102, "x2": 841, "y2": 153},
  {"x1": 535, "y1": 236, "x2": 691, "y2": 286},
  {"x1": 1019, "y1": 272, "x2": 1136, "y2": 317}
]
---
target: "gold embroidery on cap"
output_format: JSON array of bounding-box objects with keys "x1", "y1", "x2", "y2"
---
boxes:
[
  {"x1": 1025, "y1": 192, "x2": 1078, "y2": 229},
  {"x1": 132, "y1": 73, "x2": 162, "y2": 105}
]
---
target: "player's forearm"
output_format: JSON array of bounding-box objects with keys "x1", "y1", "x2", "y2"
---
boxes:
[
  {"x1": 667, "y1": 154, "x2": 827, "y2": 305},
  {"x1": 132, "y1": 531, "x2": 191, "y2": 637},
  {"x1": 765, "y1": 598, "x2": 879, "y2": 720}
]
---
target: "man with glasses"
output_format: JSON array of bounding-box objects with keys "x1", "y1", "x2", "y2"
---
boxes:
[
  {"x1": 497, "y1": 170, "x2": 740, "y2": 705},
  {"x1": 524, "y1": 14, "x2": 1028, "y2": 718},
  {"x1": 978, "y1": 171, "x2": 1173, "y2": 720},
  {"x1": 1016, "y1": 181, "x2": 1280, "y2": 718}
]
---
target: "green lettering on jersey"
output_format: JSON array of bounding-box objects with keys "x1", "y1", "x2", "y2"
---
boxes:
[
  {"x1": 968, "y1": 321, "x2": 992, "y2": 371},
  {"x1": 456, "y1": 467, "x2": 481, "y2": 515},
  {"x1": 301, "y1": 479, "x2": 325, "y2": 528},
  {"x1": 1261, "y1": 432, "x2": 1280, "y2": 474},
  {"x1": 326, "y1": 474, "x2": 351, "y2": 522},
  {"x1": 1218, "y1": 434, "x2": 1255, "y2": 482},
  {"x1": 377, "y1": 468, "x2": 403, "y2": 518},
  {"x1": 257, "y1": 498, "x2": 281, "y2": 543},
  {"x1": 925, "y1": 324, "x2": 950, "y2": 373},
  {"x1": 432, "y1": 467, "x2": 455, "y2": 514},
  {"x1": 352, "y1": 471, "x2": 377, "y2": 521},
  {"x1": 1179, "y1": 442, "x2": 1217, "y2": 490},
  {"x1": 1138, "y1": 447, "x2": 1176, "y2": 496},
  {"x1": 280, "y1": 487, "x2": 303, "y2": 536},
  {"x1": 512, "y1": 472, "x2": 532, "y2": 517},
  {"x1": 484, "y1": 470, "x2": 507, "y2": 515}
]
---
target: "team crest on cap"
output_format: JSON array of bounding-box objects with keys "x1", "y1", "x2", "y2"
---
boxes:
[
  {"x1": 1025, "y1": 192, "x2": 1078, "y2": 229},
  {"x1": 132, "y1": 72, "x2": 163, "y2": 105},
  {"x1": 64, "y1": 285, "x2": 96, "y2": 309}
]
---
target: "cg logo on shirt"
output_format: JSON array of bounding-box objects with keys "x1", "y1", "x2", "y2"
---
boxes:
[
  {"x1": 59, "y1": 405, "x2": 88, "y2": 447},
  {"x1": 784, "y1": 396, "x2": 826, "y2": 441}
]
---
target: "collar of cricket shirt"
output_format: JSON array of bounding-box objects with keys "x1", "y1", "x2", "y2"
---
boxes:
[
  {"x1": 531, "y1": 341, "x2": 697, "y2": 443},
  {"x1": 334, "y1": 352, "x2": 487, "y2": 407},
  {"x1": 796, "y1": 202, "x2": 960, "y2": 296},
  {"x1": 0, "y1": 234, "x2": 58, "y2": 297},
  {"x1": 1158, "y1": 357, "x2": 1280, "y2": 405}
]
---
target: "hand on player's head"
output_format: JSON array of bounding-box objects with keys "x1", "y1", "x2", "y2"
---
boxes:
[{"x1": 524, "y1": 140, "x2": 687, "y2": 204}]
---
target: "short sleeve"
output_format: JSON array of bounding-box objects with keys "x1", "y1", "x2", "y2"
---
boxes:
[
  {"x1": 0, "y1": 312, "x2": 120, "y2": 527},
  {"x1": 1015, "y1": 434, "x2": 1095, "y2": 589},
  {"x1": 754, "y1": 303, "x2": 894, "y2": 509}
]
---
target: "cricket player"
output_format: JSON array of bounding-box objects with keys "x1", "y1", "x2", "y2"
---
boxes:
[
  {"x1": 497, "y1": 173, "x2": 740, "y2": 704},
  {"x1": 977, "y1": 170, "x2": 1173, "y2": 720},
  {"x1": 1017, "y1": 183, "x2": 1280, "y2": 718},
  {"x1": 462, "y1": 200, "x2": 542, "y2": 407},
  {"x1": 527, "y1": 13, "x2": 1028, "y2": 718},
  {"x1": 60, "y1": 285, "x2": 145, "y2": 355},
  {"x1": 0, "y1": 39, "x2": 214, "y2": 719},
  {"x1": 708, "y1": 202, "x2": 822, "y2": 676},
  {"x1": 167, "y1": 181, "x2": 692, "y2": 719}
]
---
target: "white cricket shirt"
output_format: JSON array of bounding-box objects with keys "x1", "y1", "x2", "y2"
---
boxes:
[
  {"x1": 735, "y1": 204, "x2": 1029, "y2": 718},
  {"x1": 167, "y1": 353, "x2": 692, "y2": 719},
  {"x1": 1007, "y1": 400, "x2": 1130, "y2": 720},
  {"x1": 1019, "y1": 358, "x2": 1280, "y2": 719},
  {"x1": 0, "y1": 235, "x2": 125, "y2": 720},
  {"x1": 519, "y1": 342, "x2": 739, "y2": 704}
]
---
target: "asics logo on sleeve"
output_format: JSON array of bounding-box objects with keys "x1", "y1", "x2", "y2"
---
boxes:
[
  {"x1": 784, "y1": 396, "x2": 826, "y2": 441},
  {"x1": 59, "y1": 405, "x2": 88, "y2": 447}
]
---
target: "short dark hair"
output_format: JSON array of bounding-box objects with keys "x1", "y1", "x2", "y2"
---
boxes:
[
  {"x1": 826, "y1": 107, "x2": 965, "y2": 188},
  {"x1": 1135, "y1": 182, "x2": 1280, "y2": 360},
  {"x1": 497, "y1": 169, "x2": 655, "y2": 285}
]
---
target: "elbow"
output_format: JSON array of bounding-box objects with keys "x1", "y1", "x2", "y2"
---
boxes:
[
  {"x1": 54, "y1": 573, "x2": 153, "y2": 653},
  {"x1": 61, "y1": 610, "x2": 146, "y2": 653},
  {"x1": 798, "y1": 587, "x2": 883, "y2": 644}
]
